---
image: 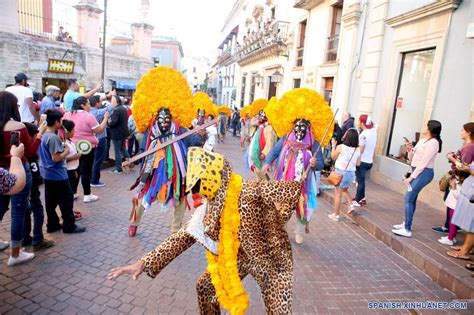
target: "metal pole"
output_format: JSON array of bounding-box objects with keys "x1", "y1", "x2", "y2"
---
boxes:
[{"x1": 101, "y1": 0, "x2": 108, "y2": 90}]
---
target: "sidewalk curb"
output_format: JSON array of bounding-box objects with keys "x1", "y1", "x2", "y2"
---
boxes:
[{"x1": 319, "y1": 191, "x2": 474, "y2": 299}]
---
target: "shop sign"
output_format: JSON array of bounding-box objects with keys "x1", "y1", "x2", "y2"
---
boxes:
[
  {"x1": 396, "y1": 96, "x2": 403, "y2": 109},
  {"x1": 48, "y1": 59, "x2": 75, "y2": 74}
]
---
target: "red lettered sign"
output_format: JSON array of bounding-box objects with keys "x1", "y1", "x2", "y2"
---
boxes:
[{"x1": 396, "y1": 96, "x2": 403, "y2": 109}]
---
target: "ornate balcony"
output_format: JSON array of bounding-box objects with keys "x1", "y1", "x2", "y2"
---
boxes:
[
  {"x1": 293, "y1": 0, "x2": 324, "y2": 10},
  {"x1": 235, "y1": 21, "x2": 290, "y2": 66}
]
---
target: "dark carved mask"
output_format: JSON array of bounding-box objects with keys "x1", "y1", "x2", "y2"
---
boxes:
[
  {"x1": 157, "y1": 108, "x2": 172, "y2": 133},
  {"x1": 258, "y1": 110, "x2": 267, "y2": 124},
  {"x1": 294, "y1": 119, "x2": 310, "y2": 141}
]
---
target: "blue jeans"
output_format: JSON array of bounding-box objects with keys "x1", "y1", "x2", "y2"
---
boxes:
[
  {"x1": 355, "y1": 162, "x2": 372, "y2": 202},
  {"x1": 0, "y1": 163, "x2": 32, "y2": 248},
  {"x1": 113, "y1": 139, "x2": 130, "y2": 172},
  {"x1": 24, "y1": 179, "x2": 44, "y2": 245},
  {"x1": 92, "y1": 138, "x2": 107, "y2": 184},
  {"x1": 404, "y1": 168, "x2": 434, "y2": 231}
]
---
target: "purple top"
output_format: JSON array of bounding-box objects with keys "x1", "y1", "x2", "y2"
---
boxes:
[{"x1": 0, "y1": 168, "x2": 17, "y2": 195}]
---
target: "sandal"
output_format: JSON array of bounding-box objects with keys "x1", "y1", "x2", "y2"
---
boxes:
[
  {"x1": 450, "y1": 245, "x2": 462, "y2": 251},
  {"x1": 446, "y1": 250, "x2": 470, "y2": 260},
  {"x1": 466, "y1": 263, "x2": 474, "y2": 272}
]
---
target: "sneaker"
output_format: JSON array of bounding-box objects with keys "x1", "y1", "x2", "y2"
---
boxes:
[
  {"x1": 73, "y1": 194, "x2": 79, "y2": 200},
  {"x1": 0, "y1": 240, "x2": 9, "y2": 251},
  {"x1": 47, "y1": 224, "x2": 63, "y2": 233},
  {"x1": 359, "y1": 198, "x2": 367, "y2": 206},
  {"x1": 351, "y1": 199, "x2": 361, "y2": 207},
  {"x1": 33, "y1": 239, "x2": 55, "y2": 251},
  {"x1": 90, "y1": 182, "x2": 106, "y2": 188},
  {"x1": 392, "y1": 228, "x2": 412, "y2": 238},
  {"x1": 392, "y1": 222, "x2": 405, "y2": 230},
  {"x1": 295, "y1": 233, "x2": 304, "y2": 244},
  {"x1": 63, "y1": 224, "x2": 86, "y2": 234},
  {"x1": 328, "y1": 213, "x2": 340, "y2": 222},
  {"x1": 432, "y1": 226, "x2": 448, "y2": 234},
  {"x1": 83, "y1": 194, "x2": 99, "y2": 203},
  {"x1": 348, "y1": 204, "x2": 355, "y2": 214},
  {"x1": 109, "y1": 170, "x2": 123, "y2": 174},
  {"x1": 7, "y1": 251, "x2": 35, "y2": 266},
  {"x1": 438, "y1": 236, "x2": 456, "y2": 246}
]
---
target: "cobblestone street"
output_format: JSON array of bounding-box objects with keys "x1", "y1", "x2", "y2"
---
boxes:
[{"x1": 0, "y1": 135, "x2": 470, "y2": 314}]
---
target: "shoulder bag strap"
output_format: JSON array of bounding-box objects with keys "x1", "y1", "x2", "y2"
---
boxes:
[{"x1": 344, "y1": 148, "x2": 357, "y2": 171}]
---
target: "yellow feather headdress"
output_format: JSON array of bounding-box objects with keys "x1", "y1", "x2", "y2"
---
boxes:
[
  {"x1": 218, "y1": 105, "x2": 232, "y2": 117},
  {"x1": 265, "y1": 88, "x2": 334, "y2": 146},
  {"x1": 132, "y1": 66, "x2": 194, "y2": 132},
  {"x1": 192, "y1": 92, "x2": 218, "y2": 118},
  {"x1": 248, "y1": 98, "x2": 268, "y2": 117}
]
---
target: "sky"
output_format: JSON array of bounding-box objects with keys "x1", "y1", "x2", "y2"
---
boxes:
[{"x1": 107, "y1": 0, "x2": 234, "y2": 62}]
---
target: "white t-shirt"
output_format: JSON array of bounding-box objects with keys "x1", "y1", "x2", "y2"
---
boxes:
[
  {"x1": 65, "y1": 140, "x2": 79, "y2": 171},
  {"x1": 359, "y1": 128, "x2": 377, "y2": 164},
  {"x1": 335, "y1": 145, "x2": 361, "y2": 172},
  {"x1": 204, "y1": 125, "x2": 218, "y2": 151},
  {"x1": 5, "y1": 85, "x2": 34, "y2": 122}
]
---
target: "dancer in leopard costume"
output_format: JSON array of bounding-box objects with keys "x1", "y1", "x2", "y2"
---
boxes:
[{"x1": 108, "y1": 147, "x2": 302, "y2": 314}]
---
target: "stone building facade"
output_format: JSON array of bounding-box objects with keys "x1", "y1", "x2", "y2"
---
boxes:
[{"x1": 0, "y1": 0, "x2": 154, "y2": 96}]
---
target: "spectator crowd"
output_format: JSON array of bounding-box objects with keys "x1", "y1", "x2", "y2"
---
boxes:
[{"x1": 0, "y1": 73, "x2": 139, "y2": 266}]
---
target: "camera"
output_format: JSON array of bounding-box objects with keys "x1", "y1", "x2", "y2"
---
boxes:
[{"x1": 10, "y1": 131, "x2": 20, "y2": 146}]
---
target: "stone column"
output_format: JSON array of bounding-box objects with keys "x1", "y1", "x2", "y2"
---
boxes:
[
  {"x1": 332, "y1": 1, "x2": 362, "y2": 115},
  {"x1": 73, "y1": 0, "x2": 103, "y2": 49},
  {"x1": 357, "y1": 0, "x2": 389, "y2": 115},
  {"x1": 131, "y1": 22, "x2": 154, "y2": 58},
  {"x1": 0, "y1": 0, "x2": 19, "y2": 34}
]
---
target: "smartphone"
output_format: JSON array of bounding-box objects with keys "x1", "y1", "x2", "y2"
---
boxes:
[
  {"x1": 39, "y1": 114, "x2": 47, "y2": 126},
  {"x1": 10, "y1": 131, "x2": 20, "y2": 146}
]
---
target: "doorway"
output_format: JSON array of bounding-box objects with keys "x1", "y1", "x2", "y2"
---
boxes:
[
  {"x1": 42, "y1": 78, "x2": 68, "y2": 97},
  {"x1": 386, "y1": 48, "x2": 435, "y2": 162},
  {"x1": 268, "y1": 77, "x2": 277, "y2": 99}
]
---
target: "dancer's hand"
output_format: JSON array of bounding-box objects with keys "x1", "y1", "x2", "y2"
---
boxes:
[
  {"x1": 261, "y1": 164, "x2": 271, "y2": 175},
  {"x1": 309, "y1": 157, "x2": 317, "y2": 168},
  {"x1": 107, "y1": 261, "x2": 145, "y2": 280}
]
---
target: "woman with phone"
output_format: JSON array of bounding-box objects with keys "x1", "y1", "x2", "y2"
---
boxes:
[
  {"x1": 392, "y1": 120, "x2": 443, "y2": 238},
  {"x1": 0, "y1": 91, "x2": 46, "y2": 266}
]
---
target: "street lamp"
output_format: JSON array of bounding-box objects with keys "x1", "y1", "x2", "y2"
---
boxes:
[
  {"x1": 270, "y1": 70, "x2": 283, "y2": 83},
  {"x1": 254, "y1": 73, "x2": 263, "y2": 86}
]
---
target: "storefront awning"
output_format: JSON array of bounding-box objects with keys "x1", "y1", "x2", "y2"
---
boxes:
[{"x1": 113, "y1": 79, "x2": 136, "y2": 90}]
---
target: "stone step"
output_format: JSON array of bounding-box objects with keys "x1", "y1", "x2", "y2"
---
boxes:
[{"x1": 319, "y1": 179, "x2": 474, "y2": 299}]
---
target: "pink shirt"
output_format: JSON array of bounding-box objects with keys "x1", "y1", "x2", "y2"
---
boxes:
[
  {"x1": 409, "y1": 138, "x2": 439, "y2": 179},
  {"x1": 63, "y1": 110, "x2": 99, "y2": 147}
]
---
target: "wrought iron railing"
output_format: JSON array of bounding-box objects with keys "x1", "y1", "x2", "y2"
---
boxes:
[
  {"x1": 17, "y1": 0, "x2": 79, "y2": 42},
  {"x1": 235, "y1": 21, "x2": 290, "y2": 60},
  {"x1": 326, "y1": 34, "x2": 339, "y2": 62}
]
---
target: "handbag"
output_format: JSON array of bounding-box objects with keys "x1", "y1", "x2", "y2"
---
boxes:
[
  {"x1": 439, "y1": 171, "x2": 453, "y2": 192},
  {"x1": 327, "y1": 147, "x2": 357, "y2": 186}
]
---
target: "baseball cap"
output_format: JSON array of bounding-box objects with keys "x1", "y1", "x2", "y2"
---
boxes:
[
  {"x1": 14, "y1": 73, "x2": 28, "y2": 82},
  {"x1": 46, "y1": 85, "x2": 60, "y2": 93},
  {"x1": 359, "y1": 114, "x2": 374, "y2": 129}
]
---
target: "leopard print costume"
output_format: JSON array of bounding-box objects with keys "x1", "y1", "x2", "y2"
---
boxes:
[{"x1": 140, "y1": 160, "x2": 302, "y2": 314}]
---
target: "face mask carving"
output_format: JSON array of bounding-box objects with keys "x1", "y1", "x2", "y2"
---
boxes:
[
  {"x1": 294, "y1": 119, "x2": 309, "y2": 141},
  {"x1": 258, "y1": 110, "x2": 267, "y2": 124},
  {"x1": 157, "y1": 108, "x2": 172, "y2": 133}
]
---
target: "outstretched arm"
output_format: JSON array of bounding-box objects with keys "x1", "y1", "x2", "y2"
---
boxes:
[{"x1": 108, "y1": 229, "x2": 196, "y2": 280}]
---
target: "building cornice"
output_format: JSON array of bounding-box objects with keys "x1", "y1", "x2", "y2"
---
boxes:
[
  {"x1": 73, "y1": 3, "x2": 103, "y2": 14},
  {"x1": 342, "y1": 3, "x2": 361, "y2": 27},
  {"x1": 131, "y1": 22, "x2": 155, "y2": 31},
  {"x1": 386, "y1": 0, "x2": 461, "y2": 27}
]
